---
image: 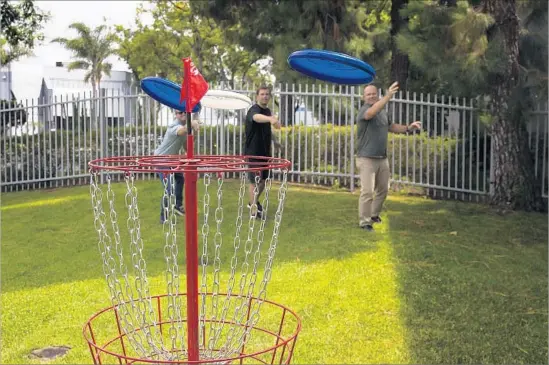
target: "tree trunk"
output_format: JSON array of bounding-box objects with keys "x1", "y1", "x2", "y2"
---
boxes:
[
  {"x1": 482, "y1": 0, "x2": 545, "y2": 211},
  {"x1": 320, "y1": 1, "x2": 344, "y2": 51},
  {"x1": 390, "y1": 0, "x2": 409, "y2": 90}
]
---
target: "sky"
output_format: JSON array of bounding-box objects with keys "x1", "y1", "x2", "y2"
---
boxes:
[
  {"x1": 13, "y1": 1, "x2": 146, "y2": 71},
  {"x1": 7, "y1": 1, "x2": 153, "y2": 102}
]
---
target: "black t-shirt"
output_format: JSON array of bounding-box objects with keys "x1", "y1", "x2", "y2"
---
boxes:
[{"x1": 245, "y1": 104, "x2": 272, "y2": 156}]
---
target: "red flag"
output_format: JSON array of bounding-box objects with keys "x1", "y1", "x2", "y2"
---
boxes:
[{"x1": 180, "y1": 57, "x2": 209, "y2": 113}]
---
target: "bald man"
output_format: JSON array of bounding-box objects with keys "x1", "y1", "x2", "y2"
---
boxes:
[{"x1": 356, "y1": 82, "x2": 422, "y2": 231}]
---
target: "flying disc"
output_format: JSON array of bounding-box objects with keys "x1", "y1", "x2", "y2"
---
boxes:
[
  {"x1": 200, "y1": 90, "x2": 252, "y2": 110},
  {"x1": 141, "y1": 77, "x2": 202, "y2": 113},
  {"x1": 287, "y1": 49, "x2": 376, "y2": 85}
]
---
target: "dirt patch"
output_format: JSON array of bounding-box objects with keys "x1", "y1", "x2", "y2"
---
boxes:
[{"x1": 29, "y1": 346, "x2": 70, "y2": 361}]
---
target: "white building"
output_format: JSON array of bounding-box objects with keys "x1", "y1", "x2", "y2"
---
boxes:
[
  {"x1": 4, "y1": 61, "x2": 137, "y2": 132},
  {"x1": 36, "y1": 62, "x2": 137, "y2": 130}
]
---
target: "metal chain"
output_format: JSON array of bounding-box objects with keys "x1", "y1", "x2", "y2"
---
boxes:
[
  {"x1": 217, "y1": 173, "x2": 263, "y2": 358},
  {"x1": 125, "y1": 173, "x2": 171, "y2": 359},
  {"x1": 205, "y1": 171, "x2": 247, "y2": 357},
  {"x1": 204, "y1": 173, "x2": 225, "y2": 357},
  {"x1": 230, "y1": 170, "x2": 289, "y2": 353},
  {"x1": 199, "y1": 173, "x2": 211, "y2": 353},
  {"x1": 106, "y1": 174, "x2": 145, "y2": 351},
  {"x1": 160, "y1": 172, "x2": 185, "y2": 355},
  {"x1": 89, "y1": 170, "x2": 149, "y2": 358}
]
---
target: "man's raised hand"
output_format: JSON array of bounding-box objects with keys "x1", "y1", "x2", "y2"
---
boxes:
[{"x1": 387, "y1": 82, "x2": 399, "y2": 97}]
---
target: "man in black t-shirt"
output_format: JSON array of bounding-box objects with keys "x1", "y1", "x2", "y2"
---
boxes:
[{"x1": 245, "y1": 86, "x2": 281, "y2": 218}]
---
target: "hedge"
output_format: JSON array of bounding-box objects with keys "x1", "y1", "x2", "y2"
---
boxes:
[{"x1": 1, "y1": 124, "x2": 495, "y2": 192}]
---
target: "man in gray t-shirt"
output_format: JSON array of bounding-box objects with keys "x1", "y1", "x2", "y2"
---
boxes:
[
  {"x1": 155, "y1": 110, "x2": 199, "y2": 224},
  {"x1": 356, "y1": 82, "x2": 422, "y2": 231}
]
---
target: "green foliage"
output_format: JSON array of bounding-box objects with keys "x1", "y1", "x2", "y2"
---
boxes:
[
  {"x1": 0, "y1": 0, "x2": 49, "y2": 64},
  {"x1": 194, "y1": 0, "x2": 356, "y2": 84},
  {"x1": 396, "y1": 1, "x2": 494, "y2": 97},
  {"x1": 517, "y1": 0, "x2": 548, "y2": 99},
  {"x1": 345, "y1": 1, "x2": 392, "y2": 86},
  {"x1": 115, "y1": 1, "x2": 268, "y2": 86},
  {"x1": 395, "y1": 0, "x2": 548, "y2": 103},
  {"x1": 51, "y1": 23, "x2": 117, "y2": 94},
  {"x1": 1, "y1": 124, "x2": 475, "y2": 192}
]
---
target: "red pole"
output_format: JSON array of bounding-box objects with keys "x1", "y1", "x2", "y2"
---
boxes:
[{"x1": 184, "y1": 75, "x2": 199, "y2": 361}]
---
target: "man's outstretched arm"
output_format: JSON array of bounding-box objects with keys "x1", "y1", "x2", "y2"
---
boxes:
[
  {"x1": 389, "y1": 121, "x2": 422, "y2": 134},
  {"x1": 364, "y1": 82, "x2": 399, "y2": 120}
]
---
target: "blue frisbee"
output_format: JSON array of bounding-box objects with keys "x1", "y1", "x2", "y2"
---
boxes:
[
  {"x1": 287, "y1": 49, "x2": 375, "y2": 85},
  {"x1": 141, "y1": 77, "x2": 202, "y2": 113}
]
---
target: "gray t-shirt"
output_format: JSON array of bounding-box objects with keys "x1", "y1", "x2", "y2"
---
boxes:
[
  {"x1": 154, "y1": 120, "x2": 186, "y2": 155},
  {"x1": 356, "y1": 103, "x2": 392, "y2": 158}
]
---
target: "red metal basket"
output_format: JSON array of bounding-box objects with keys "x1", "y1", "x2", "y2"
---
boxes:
[
  {"x1": 88, "y1": 154, "x2": 292, "y2": 174},
  {"x1": 86, "y1": 152, "x2": 299, "y2": 364},
  {"x1": 83, "y1": 293, "x2": 301, "y2": 365}
]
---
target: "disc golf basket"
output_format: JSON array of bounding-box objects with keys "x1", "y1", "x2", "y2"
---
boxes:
[{"x1": 85, "y1": 154, "x2": 301, "y2": 364}]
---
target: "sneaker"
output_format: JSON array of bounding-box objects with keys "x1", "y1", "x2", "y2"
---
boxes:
[
  {"x1": 360, "y1": 224, "x2": 374, "y2": 232},
  {"x1": 174, "y1": 206, "x2": 185, "y2": 216},
  {"x1": 371, "y1": 216, "x2": 382, "y2": 224},
  {"x1": 247, "y1": 202, "x2": 263, "y2": 219}
]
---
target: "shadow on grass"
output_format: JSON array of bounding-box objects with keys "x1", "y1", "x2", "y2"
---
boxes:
[
  {"x1": 385, "y1": 197, "x2": 548, "y2": 364},
  {"x1": 1, "y1": 180, "x2": 380, "y2": 293}
]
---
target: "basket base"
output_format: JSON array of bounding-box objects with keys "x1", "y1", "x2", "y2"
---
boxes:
[{"x1": 83, "y1": 293, "x2": 301, "y2": 365}]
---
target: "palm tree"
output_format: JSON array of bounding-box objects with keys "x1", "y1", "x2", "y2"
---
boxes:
[{"x1": 51, "y1": 22, "x2": 115, "y2": 99}]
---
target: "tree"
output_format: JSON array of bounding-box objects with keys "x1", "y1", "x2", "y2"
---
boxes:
[
  {"x1": 395, "y1": 1, "x2": 494, "y2": 97},
  {"x1": 390, "y1": 0, "x2": 410, "y2": 89},
  {"x1": 346, "y1": 1, "x2": 392, "y2": 85},
  {"x1": 516, "y1": 0, "x2": 548, "y2": 99},
  {"x1": 115, "y1": 1, "x2": 267, "y2": 87},
  {"x1": 480, "y1": 0, "x2": 545, "y2": 211},
  {"x1": 194, "y1": 0, "x2": 357, "y2": 123},
  {"x1": 0, "y1": 0, "x2": 49, "y2": 64},
  {"x1": 51, "y1": 23, "x2": 116, "y2": 98},
  {"x1": 395, "y1": 0, "x2": 546, "y2": 210}
]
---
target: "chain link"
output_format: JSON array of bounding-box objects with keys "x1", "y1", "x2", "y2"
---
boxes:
[
  {"x1": 205, "y1": 171, "x2": 247, "y2": 357},
  {"x1": 231, "y1": 170, "x2": 288, "y2": 352},
  {"x1": 90, "y1": 170, "x2": 150, "y2": 358},
  {"x1": 199, "y1": 173, "x2": 211, "y2": 352},
  {"x1": 213, "y1": 173, "x2": 261, "y2": 358},
  {"x1": 204, "y1": 173, "x2": 226, "y2": 357},
  {"x1": 160, "y1": 172, "x2": 185, "y2": 355},
  {"x1": 125, "y1": 173, "x2": 171, "y2": 358},
  {"x1": 219, "y1": 171, "x2": 287, "y2": 358}
]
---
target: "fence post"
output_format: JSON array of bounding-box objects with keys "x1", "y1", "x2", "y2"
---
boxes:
[
  {"x1": 99, "y1": 88, "x2": 107, "y2": 183},
  {"x1": 220, "y1": 109, "x2": 225, "y2": 155},
  {"x1": 350, "y1": 86, "x2": 355, "y2": 192}
]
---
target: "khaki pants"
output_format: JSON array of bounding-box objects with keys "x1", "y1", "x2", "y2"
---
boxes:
[{"x1": 356, "y1": 157, "x2": 390, "y2": 227}]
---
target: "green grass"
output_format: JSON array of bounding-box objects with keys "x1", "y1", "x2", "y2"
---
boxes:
[{"x1": 1, "y1": 179, "x2": 547, "y2": 364}]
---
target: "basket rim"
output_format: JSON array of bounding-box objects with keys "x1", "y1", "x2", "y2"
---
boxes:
[
  {"x1": 83, "y1": 292, "x2": 301, "y2": 364},
  {"x1": 88, "y1": 154, "x2": 292, "y2": 174}
]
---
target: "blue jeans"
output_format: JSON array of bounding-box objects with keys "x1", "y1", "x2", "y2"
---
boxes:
[{"x1": 158, "y1": 171, "x2": 184, "y2": 221}]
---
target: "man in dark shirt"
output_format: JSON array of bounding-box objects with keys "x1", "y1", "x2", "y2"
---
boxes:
[
  {"x1": 357, "y1": 82, "x2": 421, "y2": 231},
  {"x1": 245, "y1": 86, "x2": 281, "y2": 218}
]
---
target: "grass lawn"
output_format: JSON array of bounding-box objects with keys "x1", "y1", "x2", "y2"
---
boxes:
[{"x1": 1, "y1": 178, "x2": 547, "y2": 364}]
